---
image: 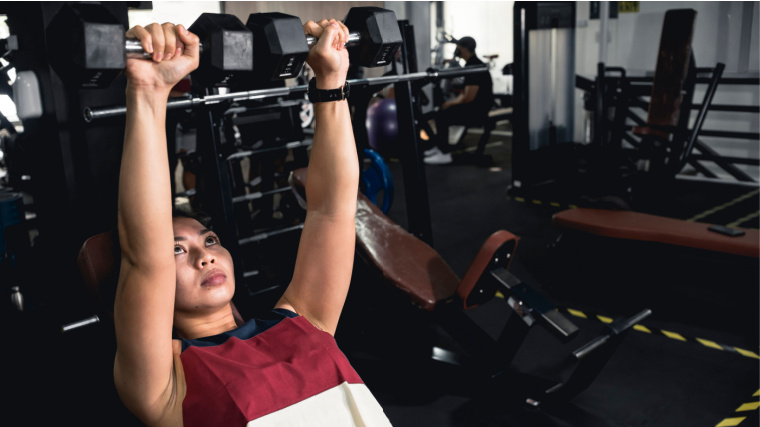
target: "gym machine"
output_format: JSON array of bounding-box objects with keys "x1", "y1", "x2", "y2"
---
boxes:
[
  {"x1": 511, "y1": 3, "x2": 742, "y2": 207},
  {"x1": 512, "y1": 2, "x2": 576, "y2": 190}
]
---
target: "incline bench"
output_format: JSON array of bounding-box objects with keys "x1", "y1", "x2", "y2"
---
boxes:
[
  {"x1": 552, "y1": 208, "x2": 759, "y2": 258},
  {"x1": 290, "y1": 167, "x2": 649, "y2": 405}
]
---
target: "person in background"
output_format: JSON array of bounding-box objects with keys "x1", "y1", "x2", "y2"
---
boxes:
[{"x1": 424, "y1": 36, "x2": 493, "y2": 165}]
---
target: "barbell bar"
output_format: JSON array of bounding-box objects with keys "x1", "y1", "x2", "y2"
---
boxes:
[{"x1": 83, "y1": 65, "x2": 490, "y2": 122}]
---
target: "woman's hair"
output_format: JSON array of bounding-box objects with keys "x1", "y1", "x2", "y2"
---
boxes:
[{"x1": 172, "y1": 206, "x2": 213, "y2": 229}]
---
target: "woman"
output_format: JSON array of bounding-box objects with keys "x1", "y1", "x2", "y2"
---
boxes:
[{"x1": 115, "y1": 19, "x2": 390, "y2": 426}]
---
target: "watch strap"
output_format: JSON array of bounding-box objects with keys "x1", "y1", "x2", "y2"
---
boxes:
[{"x1": 308, "y1": 78, "x2": 349, "y2": 102}]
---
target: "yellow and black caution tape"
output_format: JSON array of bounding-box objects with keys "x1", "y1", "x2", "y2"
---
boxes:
[
  {"x1": 727, "y1": 210, "x2": 760, "y2": 229},
  {"x1": 714, "y1": 389, "x2": 759, "y2": 426},
  {"x1": 559, "y1": 307, "x2": 760, "y2": 361},
  {"x1": 687, "y1": 188, "x2": 760, "y2": 223},
  {"x1": 511, "y1": 196, "x2": 576, "y2": 210}
]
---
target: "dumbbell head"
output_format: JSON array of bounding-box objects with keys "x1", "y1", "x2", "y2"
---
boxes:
[
  {"x1": 188, "y1": 13, "x2": 254, "y2": 88},
  {"x1": 343, "y1": 7, "x2": 402, "y2": 68},
  {"x1": 46, "y1": 3, "x2": 126, "y2": 89},
  {"x1": 246, "y1": 13, "x2": 309, "y2": 81},
  {"x1": 46, "y1": 5, "x2": 254, "y2": 89}
]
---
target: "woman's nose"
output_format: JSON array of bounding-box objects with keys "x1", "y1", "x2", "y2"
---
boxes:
[{"x1": 196, "y1": 251, "x2": 216, "y2": 268}]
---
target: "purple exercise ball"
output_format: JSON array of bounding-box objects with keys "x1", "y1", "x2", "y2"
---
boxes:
[{"x1": 366, "y1": 98, "x2": 398, "y2": 153}]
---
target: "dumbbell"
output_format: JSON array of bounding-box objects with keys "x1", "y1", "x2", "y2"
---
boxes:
[
  {"x1": 46, "y1": 3, "x2": 253, "y2": 89},
  {"x1": 246, "y1": 7, "x2": 402, "y2": 81}
]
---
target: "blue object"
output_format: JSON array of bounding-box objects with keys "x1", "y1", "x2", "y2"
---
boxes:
[
  {"x1": 0, "y1": 192, "x2": 23, "y2": 257},
  {"x1": 361, "y1": 149, "x2": 394, "y2": 214}
]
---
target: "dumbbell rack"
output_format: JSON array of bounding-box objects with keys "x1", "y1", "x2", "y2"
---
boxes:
[
  {"x1": 165, "y1": 21, "x2": 427, "y2": 312},
  {"x1": 180, "y1": 89, "x2": 313, "y2": 312}
]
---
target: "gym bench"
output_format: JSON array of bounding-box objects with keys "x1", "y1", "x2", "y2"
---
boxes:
[
  {"x1": 290, "y1": 167, "x2": 650, "y2": 405},
  {"x1": 456, "y1": 107, "x2": 513, "y2": 158},
  {"x1": 552, "y1": 208, "x2": 760, "y2": 258}
]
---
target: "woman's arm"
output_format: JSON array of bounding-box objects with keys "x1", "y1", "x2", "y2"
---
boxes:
[
  {"x1": 113, "y1": 23, "x2": 199, "y2": 424},
  {"x1": 276, "y1": 20, "x2": 359, "y2": 335}
]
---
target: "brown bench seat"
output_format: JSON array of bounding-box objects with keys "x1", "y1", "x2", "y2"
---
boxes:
[
  {"x1": 290, "y1": 167, "x2": 519, "y2": 311},
  {"x1": 552, "y1": 208, "x2": 759, "y2": 258}
]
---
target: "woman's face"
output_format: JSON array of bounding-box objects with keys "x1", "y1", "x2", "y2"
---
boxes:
[{"x1": 172, "y1": 217, "x2": 235, "y2": 314}]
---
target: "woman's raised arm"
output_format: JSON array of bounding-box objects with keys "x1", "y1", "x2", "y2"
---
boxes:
[
  {"x1": 276, "y1": 19, "x2": 359, "y2": 336},
  {"x1": 112, "y1": 23, "x2": 199, "y2": 425}
]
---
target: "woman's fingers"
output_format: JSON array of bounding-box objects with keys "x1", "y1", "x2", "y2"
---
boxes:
[
  {"x1": 336, "y1": 20, "x2": 349, "y2": 48},
  {"x1": 144, "y1": 23, "x2": 165, "y2": 62},
  {"x1": 161, "y1": 22, "x2": 178, "y2": 60},
  {"x1": 126, "y1": 25, "x2": 153, "y2": 55},
  {"x1": 176, "y1": 24, "x2": 200, "y2": 60},
  {"x1": 303, "y1": 20, "x2": 324, "y2": 40}
]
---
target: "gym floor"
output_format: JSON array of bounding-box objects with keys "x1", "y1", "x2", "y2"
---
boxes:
[{"x1": 336, "y1": 123, "x2": 760, "y2": 427}]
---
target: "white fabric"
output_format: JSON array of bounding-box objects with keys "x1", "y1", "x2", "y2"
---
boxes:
[{"x1": 246, "y1": 382, "x2": 392, "y2": 427}]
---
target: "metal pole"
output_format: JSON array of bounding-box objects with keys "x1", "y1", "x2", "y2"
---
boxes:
[
  {"x1": 598, "y1": 1, "x2": 609, "y2": 65},
  {"x1": 83, "y1": 68, "x2": 488, "y2": 122},
  {"x1": 395, "y1": 20, "x2": 434, "y2": 245}
]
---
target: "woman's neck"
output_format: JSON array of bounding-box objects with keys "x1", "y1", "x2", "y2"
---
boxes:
[{"x1": 174, "y1": 304, "x2": 238, "y2": 339}]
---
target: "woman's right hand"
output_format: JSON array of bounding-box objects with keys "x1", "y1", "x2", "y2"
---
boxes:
[{"x1": 124, "y1": 23, "x2": 200, "y2": 95}]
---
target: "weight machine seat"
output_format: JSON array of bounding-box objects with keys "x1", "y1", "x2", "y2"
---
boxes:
[
  {"x1": 356, "y1": 194, "x2": 460, "y2": 311},
  {"x1": 77, "y1": 231, "x2": 246, "y2": 325},
  {"x1": 552, "y1": 208, "x2": 760, "y2": 258},
  {"x1": 290, "y1": 167, "x2": 519, "y2": 311}
]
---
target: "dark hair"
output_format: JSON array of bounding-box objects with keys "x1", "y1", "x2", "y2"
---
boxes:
[
  {"x1": 456, "y1": 36, "x2": 476, "y2": 52},
  {"x1": 172, "y1": 206, "x2": 214, "y2": 230}
]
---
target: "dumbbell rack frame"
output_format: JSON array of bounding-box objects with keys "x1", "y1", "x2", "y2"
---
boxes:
[{"x1": 82, "y1": 20, "x2": 490, "y2": 306}]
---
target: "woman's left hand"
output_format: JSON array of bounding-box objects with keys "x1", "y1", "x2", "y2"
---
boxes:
[{"x1": 303, "y1": 19, "x2": 350, "y2": 89}]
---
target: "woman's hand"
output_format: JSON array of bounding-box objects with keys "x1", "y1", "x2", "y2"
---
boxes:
[
  {"x1": 303, "y1": 19, "x2": 350, "y2": 89},
  {"x1": 124, "y1": 23, "x2": 200, "y2": 95}
]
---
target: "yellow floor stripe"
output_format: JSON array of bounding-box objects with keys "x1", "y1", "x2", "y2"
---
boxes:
[
  {"x1": 661, "y1": 330, "x2": 687, "y2": 341},
  {"x1": 688, "y1": 188, "x2": 760, "y2": 222},
  {"x1": 727, "y1": 210, "x2": 760, "y2": 229},
  {"x1": 550, "y1": 202, "x2": 561, "y2": 207},
  {"x1": 569, "y1": 204, "x2": 577, "y2": 209},
  {"x1": 597, "y1": 315, "x2": 613, "y2": 323},
  {"x1": 716, "y1": 417, "x2": 746, "y2": 426},
  {"x1": 495, "y1": 291, "x2": 505, "y2": 299},
  {"x1": 754, "y1": 390, "x2": 760, "y2": 397},
  {"x1": 633, "y1": 324, "x2": 651, "y2": 333},
  {"x1": 734, "y1": 347, "x2": 760, "y2": 359},
  {"x1": 567, "y1": 308, "x2": 587, "y2": 318},
  {"x1": 514, "y1": 197, "x2": 526, "y2": 203},
  {"x1": 532, "y1": 199, "x2": 542, "y2": 205},
  {"x1": 736, "y1": 402, "x2": 760, "y2": 412},
  {"x1": 697, "y1": 338, "x2": 724, "y2": 351}
]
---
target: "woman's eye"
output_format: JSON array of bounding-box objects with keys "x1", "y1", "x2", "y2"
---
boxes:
[
  {"x1": 174, "y1": 245, "x2": 185, "y2": 255},
  {"x1": 206, "y1": 235, "x2": 219, "y2": 246}
]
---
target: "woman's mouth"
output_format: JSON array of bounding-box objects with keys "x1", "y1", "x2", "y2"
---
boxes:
[{"x1": 201, "y1": 270, "x2": 227, "y2": 287}]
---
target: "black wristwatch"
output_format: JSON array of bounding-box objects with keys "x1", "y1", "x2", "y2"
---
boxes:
[{"x1": 307, "y1": 77, "x2": 350, "y2": 103}]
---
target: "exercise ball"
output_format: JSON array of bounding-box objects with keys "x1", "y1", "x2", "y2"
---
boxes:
[{"x1": 366, "y1": 98, "x2": 398, "y2": 155}]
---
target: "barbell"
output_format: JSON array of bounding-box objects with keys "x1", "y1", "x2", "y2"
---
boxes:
[{"x1": 83, "y1": 65, "x2": 491, "y2": 122}]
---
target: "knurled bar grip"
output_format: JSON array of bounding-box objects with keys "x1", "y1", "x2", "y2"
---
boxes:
[{"x1": 305, "y1": 32, "x2": 362, "y2": 48}]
